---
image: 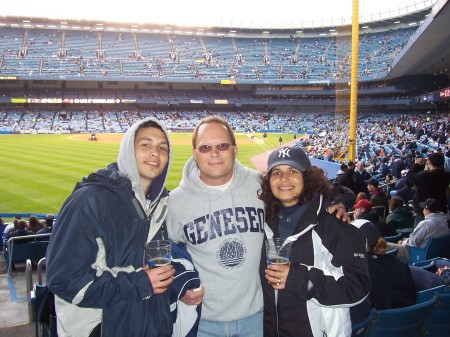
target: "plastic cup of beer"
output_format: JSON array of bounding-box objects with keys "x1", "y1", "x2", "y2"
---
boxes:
[
  {"x1": 144, "y1": 240, "x2": 172, "y2": 268},
  {"x1": 265, "y1": 238, "x2": 291, "y2": 265}
]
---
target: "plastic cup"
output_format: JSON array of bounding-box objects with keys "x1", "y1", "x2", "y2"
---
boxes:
[
  {"x1": 144, "y1": 240, "x2": 171, "y2": 268},
  {"x1": 265, "y1": 238, "x2": 291, "y2": 265}
]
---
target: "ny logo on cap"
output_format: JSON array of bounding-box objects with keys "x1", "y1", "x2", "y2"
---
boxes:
[{"x1": 278, "y1": 148, "x2": 291, "y2": 158}]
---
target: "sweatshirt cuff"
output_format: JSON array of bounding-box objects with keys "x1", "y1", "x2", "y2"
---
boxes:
[{"x1": 137, "y1": 269, "x2": 154, "y2": 300}]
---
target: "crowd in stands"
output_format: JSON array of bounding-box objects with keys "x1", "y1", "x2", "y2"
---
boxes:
[
  {"x1": 331, "y1": 147, "x2": 450, "y2": 324},
  {"x1": 0, "y1": 26, "x2": 417, "y2": 81},
  {"x1": 2, "y1": 214, "x2": 54, "y2": 244}
]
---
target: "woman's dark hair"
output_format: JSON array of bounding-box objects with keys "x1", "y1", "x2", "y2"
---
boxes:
[
  {"x1": 389, "y1": 196, "x2": 404, "y2": 211},
  {"x1": 258, "y1": 166, "x2": 334, "y2": 223}
]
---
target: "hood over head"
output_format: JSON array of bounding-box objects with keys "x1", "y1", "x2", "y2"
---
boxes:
[{"x1": 117, "y1": 117, "x2": 171, "y2": 214}]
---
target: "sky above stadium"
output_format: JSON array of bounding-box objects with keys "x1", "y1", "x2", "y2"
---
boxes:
[{"x1": 0, "y1": 0, "x2": 434, "y2": 28}]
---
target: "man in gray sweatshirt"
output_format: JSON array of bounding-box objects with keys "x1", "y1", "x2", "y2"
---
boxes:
[
  {"x1": 167, "y1": 116, "x2": 265, "y2": 336},
  {"x1": 387, "y1": 197, "x2": 450, "y2": 260},
  {"x1": 167, "y1": 116, "x2": 349, "y2": 337}
]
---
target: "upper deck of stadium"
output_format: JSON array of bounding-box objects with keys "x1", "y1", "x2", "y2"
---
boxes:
[{"x1": 0, "y1": 0, "x2": 448, "y2": 85}]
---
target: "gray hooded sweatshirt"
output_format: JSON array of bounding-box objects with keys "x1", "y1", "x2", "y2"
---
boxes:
[{"x1": 167, "y1": 157, "x2": 265, "y2": 321}]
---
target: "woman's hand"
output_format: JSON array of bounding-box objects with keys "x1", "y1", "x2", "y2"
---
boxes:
[{"x1": 265, "y1": 263, "x2": 290, "y2": 290}]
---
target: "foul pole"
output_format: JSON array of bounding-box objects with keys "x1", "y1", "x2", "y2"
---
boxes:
[{"x1": 348, "y1": 0, "x2": 359, "y2": 161}]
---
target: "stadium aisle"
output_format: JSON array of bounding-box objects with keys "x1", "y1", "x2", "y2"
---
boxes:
[{"x1": 0, "y1": 255, "x2": 35, "y2": 336}]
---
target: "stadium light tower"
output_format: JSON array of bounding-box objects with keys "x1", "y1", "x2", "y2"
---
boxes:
[{"x1": 348, "y1": 0, "x2": 359, "y2": 161}]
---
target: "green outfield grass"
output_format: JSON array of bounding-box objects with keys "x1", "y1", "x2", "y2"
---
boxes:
[{"x1": 0, "y1": 132, "x2": 291, "y2": 217}]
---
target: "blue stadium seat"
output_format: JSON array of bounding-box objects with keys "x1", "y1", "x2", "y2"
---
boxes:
[
  {"x1": 383, "y1": 233, "x2": 402, "y2": 243},
  {"x1": 417, "y1": 285, "x2": 450, "y2": 337},
  {"x1": 351, "y1": 308, "x2": 378, "y2": 337},
  {"x1": 412, "y1": 257, "x2": 449, "y2": 271},
  {"x1": 408, "y1": 234, "x2": 450, "y2": 264},
  {"x1": 385, "y1": 247, "x2": 399, "y2": 256},
  {"x1": 367, "y1": 294, "x2": 438, "y2": 337}
]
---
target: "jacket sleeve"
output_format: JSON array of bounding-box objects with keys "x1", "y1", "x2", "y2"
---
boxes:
[
  {"x1": 46, "y1": 189, "x2": 153, "y2": 309},
  {"x1": 170, "y1": 242, "x2": 201, "y2": 337},
  {"x1": 286, "y1": 217, "x2": 371, "y2": 308}
]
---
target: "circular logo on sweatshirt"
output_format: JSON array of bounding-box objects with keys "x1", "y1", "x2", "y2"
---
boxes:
[{"x1": 217, "y1": 238, "x2": 246, "y2": 269}]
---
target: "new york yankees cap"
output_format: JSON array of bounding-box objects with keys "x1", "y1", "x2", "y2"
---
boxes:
[{"x1": 267, "y1": 146, "x2": 311, "y2": 173}]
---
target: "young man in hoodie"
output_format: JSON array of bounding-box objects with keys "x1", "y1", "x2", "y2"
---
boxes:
[
  {"x1": 166, "y1": 116, "x2": 350, "y2": 337},
  {"x1": 46, "y1": 118, "x2": 198, "y2": 337}
]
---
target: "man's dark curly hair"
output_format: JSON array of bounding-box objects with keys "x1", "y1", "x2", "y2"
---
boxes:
[{"x1": 258, "y1": 166, "x2": 335, "y2": 223}]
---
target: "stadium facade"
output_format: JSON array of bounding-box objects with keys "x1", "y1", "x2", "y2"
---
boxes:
[{"x1": 0, "y1": 0, "x2": 449, "y2": 134}]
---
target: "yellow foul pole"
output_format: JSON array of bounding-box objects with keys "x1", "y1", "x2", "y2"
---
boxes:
[{"x1": 348, "y1": 0, "x2": 359, "y2": 161}]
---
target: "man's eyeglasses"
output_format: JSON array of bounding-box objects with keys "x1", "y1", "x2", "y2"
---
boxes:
[{"x1": 195, "y1": 143, "x2": 234, "y2": 153}]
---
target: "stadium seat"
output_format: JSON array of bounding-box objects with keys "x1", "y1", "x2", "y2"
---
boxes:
[
  {"x1": 367, "y1": 294, "x2": 438, "y2": 337},
  {"x1": 408, "y1": 234, "x2": 450, "y2": 264},
  {"x1": 383, "y1": 232, "x2": 402, "y2": 243},
  {"x1": 351, "y1": 308, "x2": 378, "y2": 337},
  {"x1": 6, "y1": 234, "x2": 52, "y2": 276},
  {"x1": 0, "y1": 222, "x2": 8, "y2": 251},
  {"x1": 385, "y1": 247, "x2": 399, "y2": 256},
  {"x1": 417, "y1": 285, "x2": 450, "y2": 337},
  {"x1": 372, "y1": 205, "x2": 386, "y2": 220},
  {"x1": 396, "y1": 227, "x2": 413, "y2": 239},
  {"x1": 412, "y1": 257, "x2": 449, "y2": 271},
  {"x1": 27, "y1": 258, "x2": 57, "y2": 337}
]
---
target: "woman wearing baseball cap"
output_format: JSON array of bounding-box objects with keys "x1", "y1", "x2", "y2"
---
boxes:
[{"x1": 258, "y1": 146, "x2": 371, "y2": 337}]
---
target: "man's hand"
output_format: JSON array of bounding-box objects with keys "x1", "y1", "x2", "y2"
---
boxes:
[
  {"x1": 436, "y1": 266, "x2": 449, "y2": 276},
  {"x1": 144, "y1": 264, "x2": 175, "y2": 294},
  {"x1": 327, "y1": 202, "x2": 351, "y2": 223},
  {"x1": 181, "y1": 285, "x2": 205, "y2": 305}
]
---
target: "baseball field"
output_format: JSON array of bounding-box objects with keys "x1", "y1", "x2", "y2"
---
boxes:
[{"x1": 0, "y1": 132, "x2": 297, "y2": 217}]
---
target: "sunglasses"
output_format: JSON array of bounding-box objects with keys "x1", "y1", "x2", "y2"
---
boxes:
[{"x1": 195, "y1": 143, "x2": 234, "y2": 153}]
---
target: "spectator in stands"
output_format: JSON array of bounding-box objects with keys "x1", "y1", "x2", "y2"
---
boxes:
[
  {"x1": 355, "y1": 192, "x2": 369, "y2": 204},
  {"x1": 390, "y1": 156, "x2": 406, "y2": 179},
  {"x1": 350, "y1": 220, "x2": 417, "y2": 324},
  {"x1": 258, "y1": 146, "x2": 370, "y2": 336},
  {"x1": 410, "y1": 259, "x2": 450, "y2": 290},
  {"x1": 408, "y1": 153, "x2": 450, "y2": 223},
  {"x1": 353, "y1": 198, "x2": 392, "y2": 235},
  {"x1": 379, "y1": 157, "x2": 391, "y2": 178},
  {"x1": 36, "y1": 214, "x2": 54, "y2": 239},
  {"x1": 27, "y1": 215, "x2": 43, "y2": 233},
  {"x1": 8, "y1": 220, "x2": 34, "y2": 243},
  {"x1": 395, "y1": 178, "x2": 414, "y2": 205},
  {"x1": 367, "y1": 178, "x2": 389, "y2": 216},
  {"x1": 384, "y1": 174, "x2": 396, "y2": 197},
  {"x1": 46, "y1": 118, "x2": 200, "y2": 337},
  {"x1": 385, "y1": 196, "x2": 414, "y2": 232},
  {"x1": 355, "y1": 160, "x2": 371, "y2": 194},
  {"x1": 387, "y1": 198, "x2": 450, "y2": 260},
  {"x1": 345, "y1": 161, "x2": 358, "y2": 194},
  {"x1": 333, "y1": 163, "x2": 353, "y2": 188},
  {"x1": 3, "y1": 216, "x2": 21, "y2": 238},
  {"x1": 392, "y1": 169, "x2": 408, "y2": 192}
]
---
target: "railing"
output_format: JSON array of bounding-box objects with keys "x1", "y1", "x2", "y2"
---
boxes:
[{"x1": 6, "y1": 233, "x2": 52, "y2": 277}]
